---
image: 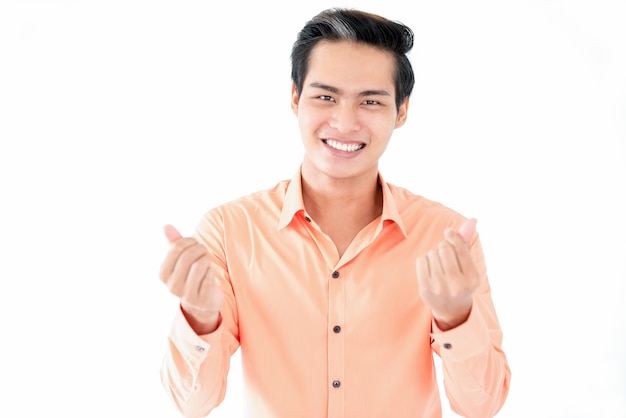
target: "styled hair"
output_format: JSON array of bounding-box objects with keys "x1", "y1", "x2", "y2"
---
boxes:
[{"x1": 291, "y1": 8, "x2": 415, "y2": 110}]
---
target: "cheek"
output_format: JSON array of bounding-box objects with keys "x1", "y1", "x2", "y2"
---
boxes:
[
  {"x1": 298, "y1": 108, "x2": 326, "y2": 132},
  {"x1": 368, "y1": 115, "x2": 398, "y2": 134},
  {"x1": 297, "y1": 113, "x2": 311, "y2": 132},
  {"x1": 298, "y1": 115, "x2": 319, "y2": 144}
]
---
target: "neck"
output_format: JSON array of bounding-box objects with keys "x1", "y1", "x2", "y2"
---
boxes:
[
  {"x1": 299, "y1": 162, "x2": 383, "y2": 257},
  {"x1": 300, "y1": 163, "x2": 383, "y2": 224}
]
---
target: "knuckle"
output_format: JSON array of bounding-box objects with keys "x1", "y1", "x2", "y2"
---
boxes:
[
  {"x1": 165, "y1": 279, "x2": 183, "y2": 296},
  {"x1": 179, "y1": 246, "x2": 204, "y2": 266},
  {"x1": 189, "y1": 256, "x2": 210, "y2": 277},
  {"x1": 171, "y1": 237, "x2": 197, "y2": 252}
]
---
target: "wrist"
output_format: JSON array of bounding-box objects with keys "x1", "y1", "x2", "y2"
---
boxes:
[
  {"x1": 181, "y1": 305, "x2": 220, "y2": 335},
  {"x1": 433, "y1": 307, "x2": 471, "y2": 331}
]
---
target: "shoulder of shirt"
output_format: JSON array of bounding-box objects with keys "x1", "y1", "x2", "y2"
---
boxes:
[
  {"x1": 203, "y1": 178, "x2": 290, "y2": 215},
  {"x1": 386, "y1": 182, "x2": 460, "y2": 215},
  {"x1": 385, "y1": 182, "x2": 467, "y2": 234}
]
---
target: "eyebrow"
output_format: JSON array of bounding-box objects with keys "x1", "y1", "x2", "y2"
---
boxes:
[{"x1": 309, "y1": 82, "x2": 391, "y2": 97}]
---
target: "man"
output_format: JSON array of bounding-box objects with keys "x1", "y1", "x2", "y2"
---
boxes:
[{"x1": 159, "y1": 8, "x2": 511, "y2": 418}]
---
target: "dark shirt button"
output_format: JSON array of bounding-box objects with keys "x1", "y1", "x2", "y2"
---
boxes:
[
  {"x1": 332, "y1": 271, "x2": 340, "y2": 279},
  {"x1": 443, "y1": 343, "x2": 452, "y2": 349},
  {"x1": 304, "y1": 216, "x2": 312, "y2": 222},
  {"x1": 332, "y1": 380, "x2": 341, "y2": 388},
  {"x1": 333, "y1": 326, "x2": 341, "y2": 333}
]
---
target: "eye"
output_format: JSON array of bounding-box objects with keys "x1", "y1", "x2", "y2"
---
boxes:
[
  {"x1": 363, "y1": 99, "x2": 380, "y2": 105},
  {"x1": 318, "y1": 95, "x2": 335, "y2": 102}
]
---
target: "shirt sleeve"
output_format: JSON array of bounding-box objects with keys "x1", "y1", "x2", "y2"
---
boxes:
[
  {"x1": 160, "y1": 209, "x2": 240, "y2": 418},
  {"x1": 159, "y1": 308, "x2": 230, "y2": 417},
  {"x1": 430, "y1": 236, "x2": 511, "y2": 418}
]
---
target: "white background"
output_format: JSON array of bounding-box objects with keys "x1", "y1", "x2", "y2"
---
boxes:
[{"x1": 1, "y1": 0, "x2": 625, "y2": 417}]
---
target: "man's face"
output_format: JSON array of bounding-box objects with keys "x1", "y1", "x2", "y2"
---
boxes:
[{"x1": 292, "y1": 40, "x2": 408, "y2": 182}]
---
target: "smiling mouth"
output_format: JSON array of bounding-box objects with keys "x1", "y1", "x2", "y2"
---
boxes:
[{"x1": 323, "y1": 139, "x2": 366, "y2": 153}]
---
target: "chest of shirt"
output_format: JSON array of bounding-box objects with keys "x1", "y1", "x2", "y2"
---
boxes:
[{"x1": 222, "y1": 217, "x2": 434, "y2": 341}]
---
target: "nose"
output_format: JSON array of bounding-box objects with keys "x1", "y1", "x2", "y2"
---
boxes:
[{"x1": 329, "y1": 103, "x2": 360, "y2": 133}]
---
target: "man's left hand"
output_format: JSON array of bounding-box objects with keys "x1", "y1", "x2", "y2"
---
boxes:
[{"x1": 416, "y1": 218, "x2": 481, "y2": 331}]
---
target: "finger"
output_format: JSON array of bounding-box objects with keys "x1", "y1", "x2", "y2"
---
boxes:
[
  {"x1": 159, "y1": 237, "x2": 199, "y2": 281},
  {"x1": 163, "y1": 245, "x2": 208, "y2": 296},
  {"x1": 172, "y1": 243, "x2": 209, "y2": 282},
  {"x1": 457, "y1": 218, "x2": 477, "y2": 244},
  {"x1": 442, "y1": 228, "x2": 475, "y2": 275},
  {"x1": 183, "y1": 259, "x2": 223, "y2": 317},
  {"x1": 455, "y1": 243, "x2": 477, "y2": 278},
  {"x1": 186, "y1": 256, "x2": 212, "y2": 298},
  {"x1": 197, "y1": 264, "x2": 220, "y2": 305},
  {"x1": 438, "y1": 240, "x2": 461, "y2": 277},
  {"x1": 426, "y1": 249, "x2": 445, "y2": 292},
  {"x1": 416, "y1": 255, "x2": 431, "y2": 286},
  {"x1": 164, "y1": 224, "x2": 183, "y2": 244}
]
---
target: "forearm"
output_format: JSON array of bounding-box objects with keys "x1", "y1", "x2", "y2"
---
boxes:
[
  {"x1": 432, "y1": 299, "x2": 511, "y2": 418},
  {"x1": 160, "y1": 308, "x2": 231, "y2": 418},
  {"x1": 181, "y1": 305, "x2": 220, "y2": 335},
  {"x1": 442, "y1": 343, "x2": 510, "y2": 418}
]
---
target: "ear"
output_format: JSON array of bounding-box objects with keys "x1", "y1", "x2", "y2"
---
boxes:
[
  {"x1": 291, "y1": 83, "x2": 300, "y2": 116},
  {"x1": 395, "y1": 97, "x2": 409, "y2": 128}
]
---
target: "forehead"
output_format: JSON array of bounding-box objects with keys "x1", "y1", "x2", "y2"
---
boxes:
[{"x1": 305, "y1": 40, "x2": 396, "y2": 92}]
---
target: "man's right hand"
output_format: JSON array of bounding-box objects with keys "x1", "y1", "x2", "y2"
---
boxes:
[{"x1": 159, "y1": 224, "x2": 224, "y2": 335}]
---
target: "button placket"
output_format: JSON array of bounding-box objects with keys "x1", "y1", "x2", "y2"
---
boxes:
[{"x1": 327, "y1": 266, "x2": 345, "y2": 415}]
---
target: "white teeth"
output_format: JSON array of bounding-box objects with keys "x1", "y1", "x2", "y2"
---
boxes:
[{"x1": 325, "y1": 139, "x2": 364, "y2": 152}]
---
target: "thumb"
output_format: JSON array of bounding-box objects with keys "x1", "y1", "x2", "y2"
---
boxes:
[
  {"x1": 458, "y1": 218, "x2": 477, "y2": 244},
  {"x1": 163, "y1": 224, "x2": 183, "y2": 244}
]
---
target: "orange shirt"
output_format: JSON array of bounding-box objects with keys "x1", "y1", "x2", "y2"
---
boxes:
[{"x1": 161, "y1": 169, "x2": 511, "y2": 418}]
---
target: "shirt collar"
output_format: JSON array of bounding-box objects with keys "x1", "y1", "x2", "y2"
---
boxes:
[
  {"x1": 278, "y1": 166, "x2": 408, "y2": 238},
  {"x1": 379, "y1": 173, "x2": 408, "y2": 237},
  {"x1": 278, "y1": 168, "x2": 307, "y2": 230}
]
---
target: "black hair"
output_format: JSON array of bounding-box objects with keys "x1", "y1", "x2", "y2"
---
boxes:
[{"x1": 291, "y1": 8, "x2": 415, "y2": 110}]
